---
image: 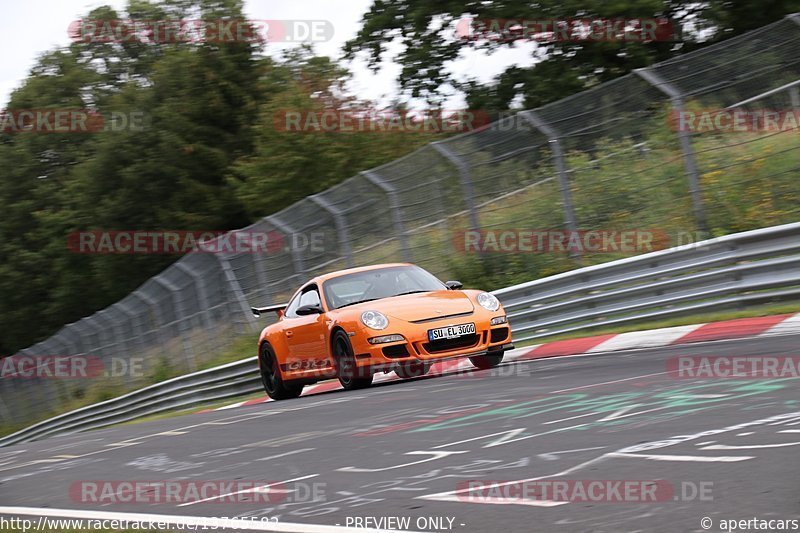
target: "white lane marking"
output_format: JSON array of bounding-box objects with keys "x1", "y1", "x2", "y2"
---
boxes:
[
  {"x1": 700, "y1": 442, "x2": 800, "y2": 450},
  {"x1": 779, "y1": 429, "x2": 800, "y2": 433},
  {"x1": 256, "y1": 448, "x2": 315, "y2": 462},
  {"x1": 337, "y1": 451, "x2": 469, "y2": 473},
  {"x1": 608, "y1": 452, "x2": 753, "y2": 462},
  {"x1": 550, "y1": 371, "x2": 671, "y2": 393},
  {"x1": 432, "y1": 429, "x2": 527, "y2": 449},
  {"x1": 537, "y1": 447, "x2": 606, "y2": 460},
  {"x1": 421, "y1": 493, "x2": 568, "y2": 507},
  {"x1": 177, "y1": 474, "x2": 319, "y2": 507},
  {"x1": 586, "y1": 324, "x2": 705, "y2": 353},
  {"x1": 0, "y1": 506, "x2": 417, "y2": 533},
  {"x1": 417, "y1": 454, "x2": 609, "y2": 502},
  {"x1": 541, "y1": 411, "x2": 601, "y2": 425}
]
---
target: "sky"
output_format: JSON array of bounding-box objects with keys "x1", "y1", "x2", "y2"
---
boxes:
[{"x1": 0, "y1": 0, "x2": 537, "y2": 109}]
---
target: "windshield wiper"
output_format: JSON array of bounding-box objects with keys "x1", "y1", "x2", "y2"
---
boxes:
[
  {"x1": 337, "y1": 298, "x2": 381, "y2": 309},
  {"x1": 393, "y1": 290, "x2": 432, "y2": 296}
]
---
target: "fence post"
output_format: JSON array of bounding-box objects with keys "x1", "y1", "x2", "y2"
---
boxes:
[
  {"x1": 266, "y1": 215, "x2": 306, "y2": 283},
  {"x1": 309, "y1": 193, "x2": 354, "y2": 268},
  {"x1": 431, "y1": 142, "x2": 480, "y2": 236},
  {"x1": 152, "y1": 275, "x2": 197, "y2": 371},
  {"x1": 519, "y1": 110, "x2": 582, "y2": 262},
  {"x1": 175, "y1": 262, "x2": 214, "y2": 330},
  {"x1": 362, "y1": 170, "x2": 412, "y2": 262},
  {"x1": 215, "y1": 253, "x2": 258, "y2": 332},
  {"x1": 635, "y1": 67, "x2": 709, "y2": 234},
  {"x1": 116, "y1": 300, "x2": 148, "y2": 360}
]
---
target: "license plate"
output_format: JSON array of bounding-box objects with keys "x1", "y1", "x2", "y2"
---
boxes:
[{"x1": 428, "y1": 322, "x2": 476, "y2": 341}]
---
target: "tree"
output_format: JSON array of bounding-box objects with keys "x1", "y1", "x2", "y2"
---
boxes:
[{"x1": 344, "y1": 0, "x2": 800, "y2": 112}]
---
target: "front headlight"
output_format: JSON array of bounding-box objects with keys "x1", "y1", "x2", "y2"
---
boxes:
[
  {"x1": 361, "y1": 310, "x2": 389, "y2": 330},
  {"x1": 476, "y1": 292, "x2": 500, "y2": 312}
]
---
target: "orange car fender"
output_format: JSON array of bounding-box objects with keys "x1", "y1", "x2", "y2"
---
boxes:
[{"x1": 257, "y1": 323, "x2": 290, "y2": 367}]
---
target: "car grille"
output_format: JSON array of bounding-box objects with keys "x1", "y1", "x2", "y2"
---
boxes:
[
  {"x1": 490, "y1": 327, "x2": 510, "y2": 343},
  {"x1": 382, "y1": 344, "x2": 410, "y2": 358},
  {"x1": 423, "y1": 333, "x2": 480, "y2": 354}
]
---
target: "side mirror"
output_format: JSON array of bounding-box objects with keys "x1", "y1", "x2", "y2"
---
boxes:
[
  {"x1": 445, "y1": 280, "x2": 463, "y2": 290},
  {"x1": 296, "y1": 304, "x2": 323, "y2": 316}
]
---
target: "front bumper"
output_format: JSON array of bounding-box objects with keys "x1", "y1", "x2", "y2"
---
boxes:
[{"x1": 351, "y1": 318, "x2": 513, "y2": 372}]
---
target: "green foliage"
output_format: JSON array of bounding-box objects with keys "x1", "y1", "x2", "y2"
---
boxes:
[
  {"x1": 0, "y1": 1, "x2": 441, "y2": 355},
  {"x1": 345, "y1": 0, "x2": 799, "y2": 110}
]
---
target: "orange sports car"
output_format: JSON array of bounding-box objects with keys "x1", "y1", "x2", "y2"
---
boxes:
[{"x1": 252, "y1": 263, "x2": 513, "y2": 399}]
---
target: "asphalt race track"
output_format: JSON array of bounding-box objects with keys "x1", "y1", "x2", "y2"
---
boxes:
[{"x1": 2, "y1": 335, "x2": 800, "y2": 532}]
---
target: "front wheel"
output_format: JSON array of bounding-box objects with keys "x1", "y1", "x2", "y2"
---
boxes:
[
  {"x1": 260, "y1": 343, "x2": 304, "y2": 400},
  {"x1": 469, "y1": 351, "x2": 504, "y2": 370},
  {"x1": 334, "y1": 331, "x2": 374, "y2": 390}
]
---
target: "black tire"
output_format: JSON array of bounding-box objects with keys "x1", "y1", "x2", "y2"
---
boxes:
[
  {"x1": 259, "y1": 343, "x2": 304, "y2": 400},
  {"x1": 333, "y1": 330, "x2": 373, "y2": 390},
  {"x1": 469, "y1": 351, "x2": 504, "y2": 370},
  {"x1": 395, "y1": 362, "x2": 430, "y2": 379}
]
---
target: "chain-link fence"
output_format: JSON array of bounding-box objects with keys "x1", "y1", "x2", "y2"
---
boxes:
[{"x1": 2, "y1": 15, "x2": 799, "y2": 429}]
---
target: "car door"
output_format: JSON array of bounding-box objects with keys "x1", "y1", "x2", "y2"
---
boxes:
[{"x1": 282, "y1": 284, "x2": 330, "y2": 373}]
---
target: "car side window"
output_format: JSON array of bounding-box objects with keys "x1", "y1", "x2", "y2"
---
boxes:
[
  {"x1": 285, "y1": 285, "x2": 320, "y2": 318},
  {"x1": 298, "y1": 287, "x2": 321, "y2": 308},
  {"x1": 283, "y1": 292, "x2": 302, "y2": 318}
]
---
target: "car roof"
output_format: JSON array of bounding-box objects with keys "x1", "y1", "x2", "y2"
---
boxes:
[{"x1": 311, "y1": 263, "x2": 414, "y2": 285}]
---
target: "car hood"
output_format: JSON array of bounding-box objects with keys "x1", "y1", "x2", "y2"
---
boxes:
[{"x1": 378, "y1": 290, "x2": 475, "y2": 322}]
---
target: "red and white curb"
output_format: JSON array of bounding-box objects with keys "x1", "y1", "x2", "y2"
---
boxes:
[{"x1": 200, "y1": 313, "x2": 800, "y2": 413}]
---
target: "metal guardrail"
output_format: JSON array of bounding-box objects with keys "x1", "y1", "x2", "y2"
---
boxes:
[
  {"x1": 2, "y1": 222, "x2": 799, "y2": 447},
  {"x1": 496, "y1": 222, "x2": 800, "y2": 342}
]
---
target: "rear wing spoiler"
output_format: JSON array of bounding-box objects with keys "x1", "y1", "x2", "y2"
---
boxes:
[{"x1": 251, "y1": 304, "x2": 287, "y2": 318}]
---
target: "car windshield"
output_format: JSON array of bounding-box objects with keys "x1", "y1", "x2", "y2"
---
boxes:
[{"x1": 323, "y1": 265, "x2": 446, "y2": 310}]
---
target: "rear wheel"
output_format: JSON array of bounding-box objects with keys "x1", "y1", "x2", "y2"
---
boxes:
[
  {"x1": 259, "y1": 343, "x2": 303, "y2": 400},
  {"x1": 395, "y1": 362, "x2": 430, "y2": 379},
  {"x1": 334, "y1": 331, "x2": 373, "y2": 390},
  {"x1": 469, "y1": 351, "x2": 504, "y2": 370}
]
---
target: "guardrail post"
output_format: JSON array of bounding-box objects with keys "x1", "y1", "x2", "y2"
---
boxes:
[
  {"x1": 790, "y1": 86, "x2": 800, "y2": 110},
  {"x1": 309, "y1": 193, "x2": 354, "y2": 268},
  {"x1": 431, "y1": 142, "x2": 480, "y2": 237},
  {"x1": 635, "y1": 67, "x2": 709, "y2": 234},
  {"x1": 520, "y1": 110, "x2": 582, "y2": 263},
  {"x1": 361, "y1": 170, "x2": 412, "y2": 262}
]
